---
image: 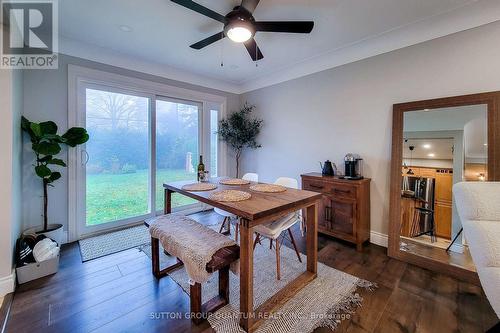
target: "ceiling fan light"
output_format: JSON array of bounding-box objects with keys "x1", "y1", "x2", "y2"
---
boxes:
[{"x1": 227, "y1": 26, "x2": 252, "y2": 43}]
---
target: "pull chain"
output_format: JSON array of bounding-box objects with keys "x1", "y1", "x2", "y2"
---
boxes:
[{"x1": 220, "y1": 32, "x2": 224, "y2": 67}]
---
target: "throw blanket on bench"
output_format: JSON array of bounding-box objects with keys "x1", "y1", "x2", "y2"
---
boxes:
[{"x1": 149, "y1": 214, "x2": 238, "y2": 284}]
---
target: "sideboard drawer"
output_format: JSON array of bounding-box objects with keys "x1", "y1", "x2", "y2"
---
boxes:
[
  {"x1": 330, "y1": 183, "x2": 356, "y2": 199},
  {"x1": 303, "y1": 179, "x2": 332, "y2": 193}
]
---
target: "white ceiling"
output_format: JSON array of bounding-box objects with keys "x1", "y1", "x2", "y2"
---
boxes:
[
  {"x1": 403, "y1": 104, "x2": 488, "y2": 160},
  {"x1": 403, "y1": 138, "x2": 454, "y2": 160},
  {"x1": 58, "y1": 0, "x2": 500, "y2": 93},
  {"x1": 403, "y1": 105, "x2": 487, "y2": 132}
]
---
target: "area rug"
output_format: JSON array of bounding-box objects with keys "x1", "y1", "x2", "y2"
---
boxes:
[
  {"x1": 79, "y1": 225, "x2": 150, "y2": 261},
  {"x1": 139, "y1": 229, "x2": 375, "y2": 332}
]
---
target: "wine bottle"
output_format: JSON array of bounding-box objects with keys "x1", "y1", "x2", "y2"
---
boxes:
[{"x1": 197, "y1": 155, "x2": 205, "y2": 182}]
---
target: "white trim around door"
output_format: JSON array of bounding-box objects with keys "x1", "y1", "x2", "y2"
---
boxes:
[{"x1": 68, "y1": 65, "x2": 227, "y2": 242}]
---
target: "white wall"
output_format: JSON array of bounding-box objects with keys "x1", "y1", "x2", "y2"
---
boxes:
[
  {"x1": 21, "y1": 54, "x2": 240, "y2": 236},
  {"x1": 0, "y1": 67, "x2": 23, "y2": 296},
  {"x1": 11, "y1": 69, "x2": 23, "y2": 268},
  {"x1": 240, "y1": 20, "x2": 500, "y2": 238}
]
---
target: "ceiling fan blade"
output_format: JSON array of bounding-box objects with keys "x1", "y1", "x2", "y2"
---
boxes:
[
  {"x1": 254, "y1": 21, "x2": 314, "y2": 33},
  {"x1": 244, "y1": 38, "x2": 264, "y2": 61},
  {"x1": 190, "y1": 31, "x2": 225, "y2": 49},
  {"x1": 171, "y1": 0, "x2": 227, "y2": 23},
  {"x1": 240, "y1": 0, "x2": 260, "y2": 14}
]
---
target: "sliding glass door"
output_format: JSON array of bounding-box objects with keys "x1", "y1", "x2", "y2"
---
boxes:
[
  {"x1": 84, "y1": 87, "x2": 152, "y2": 233},
  {"x1": 155, "y1": 98, "x2": 201, "y2": 212},
  {"x1": 76, "y1": 84, "x2": 222, "y2": 238}
]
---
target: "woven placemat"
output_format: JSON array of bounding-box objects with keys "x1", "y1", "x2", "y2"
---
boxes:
[
  {"x1": 209, "y1": 190, "x2": 251, "y2": 202},
  {"x1": 249, "y1": 184, "x2": 287, "y2": 193},
  {"x1": 219, "y1": 178, "x2": 251, "y2": 185},
  {"x1": 181, "y1": 182, "x2": 217, "y2": 191}
]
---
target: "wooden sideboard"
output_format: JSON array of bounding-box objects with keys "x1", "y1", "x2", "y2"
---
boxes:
[{"x1": 301, "y1": 173, "x2": 371, "y2": 251}]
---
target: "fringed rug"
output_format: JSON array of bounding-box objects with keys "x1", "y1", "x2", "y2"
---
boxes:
[{"x1": 140, "y1": 225, "x2": 375, "y2": 332}]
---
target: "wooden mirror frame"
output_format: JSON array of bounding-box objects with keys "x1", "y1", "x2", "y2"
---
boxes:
[{"x1": 388, "y1": 91, "x2": 500, "y2": 284}]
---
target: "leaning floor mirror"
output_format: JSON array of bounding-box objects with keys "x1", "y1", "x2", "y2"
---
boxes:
[{"x1": 389, "y1": 91, "x2": 500, "y2": 283}]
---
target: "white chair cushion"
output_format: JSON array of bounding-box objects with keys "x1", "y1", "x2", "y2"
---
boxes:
[
  {"x1": 254, "y1": 177, "x2": 302, "y2": 239},
  {"x1": 214, "y1": 207, "x2": 236, "y2": 218},
  {"x1": 254, "y1": 213, "x2": 299, "y2": 239}
]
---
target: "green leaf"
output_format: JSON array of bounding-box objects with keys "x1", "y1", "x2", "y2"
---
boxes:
[
  {"x1": 38, "y1": 155, "x2": 53, "y2": 163},
  {"x1": 32, "y1": 142, "x2": 61, "y2": 155},
  {"x1": 30, "y1": 123, "x2": 42, "y2": 138},
  {"x1": 35, "y1": 165, "x2": 52, "y2": 178},
  {"x1": 48, "y1": 172, "x2": 61, "y2": 183},
  {"x1": 21, "y1": 116, "x2": 31, "y2": 131},
  {"x1": 47, "y1": 158, "x2": 66, "y2": 167},
  {"x1": 21, "y1": 118, "x2": 38, "y2": 143},
  {"x1": 41, "y1": 133, "x2": 63, "y2": 141},
  {"x1": 39, "y1": 121, "x2": 57, "y2": 135},
  {"x1": 62, "y1": 127, "x2": 89, "y2": 147}
]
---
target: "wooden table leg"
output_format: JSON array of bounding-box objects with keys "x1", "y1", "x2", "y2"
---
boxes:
[
  {"x1": 164, "y1": 188, "x2": 172, "y2": 214},
  {"x1": 306, "y1": 202, "x2": 318, "y2": 274},
  {"x1": 151, "y1": 237, "x2": 160, "y2": 278},
  {"x1": 239, "y1": 218, "x2": 254, "y2": 332},
  {"x1": 163, "y1": 189, "x2": 173, "y2": 257}
]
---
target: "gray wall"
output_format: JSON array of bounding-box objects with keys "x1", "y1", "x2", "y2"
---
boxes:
[
  {"x1": 240, "y1": 21, "x2": 500, "y2": 237},
  {"x1": 12, "y1": 70, "x2": 23, "y2": 261},
  {"x1": 21, "y1": 54, "x2": 240, "y2": 234},
  {"x1": 0, "y1": 68, "x2": 23, "y2": 295}
]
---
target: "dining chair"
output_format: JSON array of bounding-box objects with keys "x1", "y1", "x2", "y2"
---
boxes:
[
  {"x1": 216, "y1": 173, "x2": 259, "y2": 242},
  {"x1": 252, "y1": 177, "x2": 303, "y2": 280}
]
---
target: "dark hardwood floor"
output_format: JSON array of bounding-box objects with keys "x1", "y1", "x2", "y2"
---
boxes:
[{"x1": 4, "y1": 211, "x2": 498, "y2": 333}]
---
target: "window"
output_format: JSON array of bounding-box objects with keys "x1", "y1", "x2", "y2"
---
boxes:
[
  {"x1": 210, "y1": 109, "x2": 219, "y2": 177},
  {"x1": 155, "y1": 98, "x2": 200, "y2": 211},
  {"x1": 85, "y1": 88, "x2": 150, "y2": 226},
  {"x1": 69, "y1": 66, "x2": 226, "y2": 239}
]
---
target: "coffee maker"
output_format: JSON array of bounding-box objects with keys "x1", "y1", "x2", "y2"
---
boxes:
[{"x1": 342, "y1": 153, "x2": 363, "y2": 180}]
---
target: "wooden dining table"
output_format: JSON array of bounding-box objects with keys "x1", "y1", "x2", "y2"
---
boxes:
[{"x1": 163, "y1": 178, "x2": 322, "y2": 332}]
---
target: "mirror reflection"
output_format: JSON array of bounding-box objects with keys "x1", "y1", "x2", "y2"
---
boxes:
[{"x1": 399, "y1": 104, "x2": 488, "y2": 271}]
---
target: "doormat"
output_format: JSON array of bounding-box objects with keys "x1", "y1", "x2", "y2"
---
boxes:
[{"x1": 78, "y1": 225, "x2": 150, "y2": 261}]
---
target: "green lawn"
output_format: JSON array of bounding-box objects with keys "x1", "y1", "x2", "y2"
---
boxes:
[{"x1": 86, "y1": 169, "x2": 196, "y2": 226}]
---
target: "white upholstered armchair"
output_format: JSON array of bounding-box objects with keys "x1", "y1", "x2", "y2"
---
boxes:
[{"x1": 453, "y1": 182, "x2": 500, "y2": 320}]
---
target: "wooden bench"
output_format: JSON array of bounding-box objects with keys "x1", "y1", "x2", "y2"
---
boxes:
[{"x1": 145, "y1": 217, "x2": 240, "y2": 324}]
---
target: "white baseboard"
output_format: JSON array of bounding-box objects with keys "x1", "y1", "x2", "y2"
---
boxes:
[
  {"x1": 62, "y1": 230, "x2": 69, "y2": 245},
  {"x1": 0, "y1": 270, "x2": 16, "y2": 297},
  {"x1": 370, "y1": 231, "x2": 388, "y2": 248}
]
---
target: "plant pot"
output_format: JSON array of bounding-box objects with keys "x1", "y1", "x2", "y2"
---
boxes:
[
  {"x1": 16, "y1": 255, "x2": 59, "y2": 284},
  {"x1": 23, "y1": 223, "x2": 64, "y2": 245}
]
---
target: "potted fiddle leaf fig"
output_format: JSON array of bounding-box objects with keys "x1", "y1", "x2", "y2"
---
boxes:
[{"x1": 21, "y1": 116, "x2": 89, "y2": 244}]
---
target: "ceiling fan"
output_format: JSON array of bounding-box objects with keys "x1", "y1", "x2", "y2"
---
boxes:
[{"x1": 171, "y1": 0, "x2": 314, "y2": 61}]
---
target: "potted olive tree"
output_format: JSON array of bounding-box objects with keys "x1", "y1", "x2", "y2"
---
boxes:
[
  {"x1": 21, "y1": 116, "x2": 89, "y2": 244},
  {"x1": 219, "y1": 103, "x2": 263, "y2": 177}
]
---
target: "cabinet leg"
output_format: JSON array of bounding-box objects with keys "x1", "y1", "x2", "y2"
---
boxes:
[{"x1": 356, "y1": 242, "x2": 363, "y2": 252}]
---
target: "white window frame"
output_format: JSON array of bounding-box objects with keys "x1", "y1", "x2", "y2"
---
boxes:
[{"x1": 68, "y1": 65, "x2": 227, "y2": 241}]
